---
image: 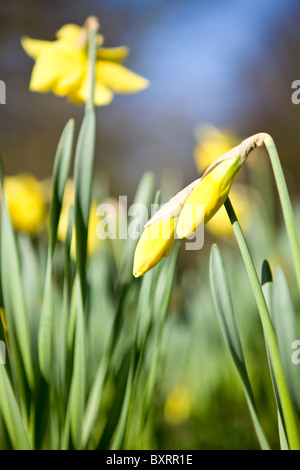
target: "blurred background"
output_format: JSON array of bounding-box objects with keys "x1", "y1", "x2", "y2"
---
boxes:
[
  {"x1": 1, "y1": 0, "x2": 300, "y2": 450},
  {"x1": 1, "y1": 0, "x2": 300, "y2": 199}
]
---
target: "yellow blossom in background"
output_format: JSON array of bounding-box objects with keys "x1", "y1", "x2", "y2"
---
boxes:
[
  {"x1": 163, "y1": 385, "x2": 194, "y2": 426},
  {"x1": 57, "y1": 179, "x2": 102, "y2": 259},
  {"x1": 194, "y1": 124, "x2": 239, "y2": 173},
  {"x1": 3, "y1": 174, "x2": 47, "y2": 234},
  {"x1": 21, "y1": 17, "x2": 149, "y2": 106}
]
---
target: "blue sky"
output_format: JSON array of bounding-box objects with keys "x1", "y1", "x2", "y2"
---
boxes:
[
  {"x1": 95, "y1": 0, "x2": 299, "y2": 188},
  {"x1": 1, "y1": 0, "x2": 299, "y2": 193}
]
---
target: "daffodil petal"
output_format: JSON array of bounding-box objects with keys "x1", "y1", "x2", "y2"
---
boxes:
[
  {"x1": 96, "y1": 34, "x2": 105, "y2": 47},
  {"x1": 97, "y1": 61, "x2": 149, "y2": 94},
  {"x1": 55, "y1": 24, "x2": 82, "y2": 41},
  {"x1": 56, "y1": 24, "x2": 104, "y2": 47},
  {"x1": 21, "y1": 36, "x2": 53, "y2": 59},
  {"x1": 94, "y1": 81, "x2": 114, "y2": 106},
  {"x1": 53, "y1": 53, "x2": 86, "y2": 96},
  {"x1": 133, "y1": 218, "x2": 176, "y2": 278},
  {"x1": 97, "y1": 46, "x2": 129, "y2": 62},
  {"x1": 70, "y1": 73, "x2": 113, "y2": 106},
  {"x1": 176, "y1": 157, "x2": 242, "y2": 239},
  {"x1": 29, "y1": 43, "x2": 84, "y2": 93}
]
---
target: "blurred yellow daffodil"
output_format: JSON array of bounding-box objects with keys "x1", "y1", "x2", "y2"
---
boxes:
[
  {"x1": 194, "y1": 124, "x2": 239, "y2": 173},
  {"x1": 133, "y1": 133, "x2": 267, "y2": 277},
  {"x1": 57, "y1": 179, "x2": 102, "y2": 259},
  {"x1": 21, "y1": 17, "x2": 149, "y2": 106},
  {"x1": 3, "y1": 174, "x2": 47, "y2": 235},
  {"x1": 205, "y1": 184, "x2": 254, "y2": 239},
  {"x1": 163, "y1": 385, "x2": 194, "y2": 426}
]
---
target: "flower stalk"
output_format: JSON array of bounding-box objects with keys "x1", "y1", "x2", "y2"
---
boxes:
[
  {"x1": 224, "y1": 197, "x2": 300, "y2": 450},
  {"x1": 263, "y1": 135, "x2": 300, "y2": 293},
  {"x1": 85, "y1": 16, "x2": 99, "y2": 112}
]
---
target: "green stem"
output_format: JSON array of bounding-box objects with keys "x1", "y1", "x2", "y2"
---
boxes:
[
  {"x1": 263, "y1": 135, "x2": 300, "y2": 293},
  {"x1": 224, "y1": 197, "x2": 300, "y2": 450},
  {"x1": 76, "y1": 22, "x2": 97, "y2": 304},
  {"x1": 85, "y1": 27, "x2": 97, "y2": 113}
]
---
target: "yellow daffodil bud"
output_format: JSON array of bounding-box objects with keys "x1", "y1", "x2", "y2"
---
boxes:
[
  {"x1": 133, "y1": 217, "x2": 176, "y2": 278},
  {"x1": 3, "y1": 174, "x2": 47, "y2": 235},
  {"x1": 176, "y1": 155, "x2": 242, "y2": 239},
  {"x1": 133, "y1": 133, "x2": 268, "y2": 277}
]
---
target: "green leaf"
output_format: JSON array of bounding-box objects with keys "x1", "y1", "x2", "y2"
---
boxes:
[
  {"x1": 73, "y1": 109, "x2": 96, "y2": 301},
  {"x1": 49, "y1": 119, "x2": 74, "y2": 256},
  {"x1": 38, "y1": 120, "x2": 75, "y2": 382},
  {"x1": 119, "y1": 171, "x2": 156, "y2": 284},
  {"x1": 273, "y1": 267, "x2": 300, "y2": 416},
  {"x1": 113, "y1": 241, "x2": 180, "y2": 450},
  {"x1": 261, "y1": 259, "x2": 273, "y2": 310},
  {"x1": 82, "y1": 353, "x2": 108, "y2": 448},
  {"x1": 69, "y1": 284, "x2": 86, "y2": 449},
  {"x1": 83, "y1": 173, "x2": 157, "y2": 445},
  {"x1": 0, "y1": 188, "x2": 34, "y2": 389},
  {"x1": 0, "y1": 365, "x2": 30, "y2": 449},
  {"x1": 98, "y1": 349, "x2": 132, "y2": 450},
  {"x1": 138, "y1": 241, "x2": 181, "y2": 435},
  {"x1": 209, "y1": 244, "x2": 270, "y2": 450},
  {"x1": 57, "y1": 206, "x2": 74, "y2": 406},
  {"x1": 38, "y1": 256, "x2": 54, "y2": 382},
  {"x1": 261, "y1": 260, "x2": 289, "y2": 449}
]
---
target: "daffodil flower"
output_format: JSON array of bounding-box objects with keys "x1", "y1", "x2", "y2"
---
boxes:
[
  {"x1": 21, "y1": 17, "x2": 149, "y2": 106},
  {"x1": 3, "y1": 174, "x2": 47, "y2": 235},
  {"x1": 176, "y1": 152, "x2": 242, "y2": 238},
  {"x1": 133, "y1": 177, "x2": 201, "y2": 278},
  {"x1": 133, "y1": 133, "x2": 267, "y2": 277},
  {"x1": 193, "y1": 124, "x2": 239, "y2": 173},
  {"x1": 56, "y1": 179, "x2": 102, "y2": 259},
  {"x1": 133, "y1": 217, "x2": 177, "y2": 278},
  {"x1": 192, "y1": 125, "x2": 255, "y2": 240},
  {"x1": 163, "y1": 385, "x2": 194, "y2": 426}
]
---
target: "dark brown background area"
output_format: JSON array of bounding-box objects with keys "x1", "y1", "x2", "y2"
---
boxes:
[{"x1": 1, "y1": 0, "x2": 300, "y2": 202}]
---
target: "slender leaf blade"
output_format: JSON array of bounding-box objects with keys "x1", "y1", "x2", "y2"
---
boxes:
[
  {"x1": 69, "y1": 285, "x2": 86, "y2": 449},
  {"x1": 0, "y1": 364, "x2": 30, "y2": 449},
  {"x1": 273, "y1": 267, "x2": 300, "y2": 415},
  {"x1": 73, "y1": 109, "x2": 96, "y2": 300},
  {"x1": 38, "y1": 119, "x2": 74, "y2": 381},
  {"x1": 261, "y1": 260, "x2": 289, "y2": 449},
  {"x1": 0, "y1": 188, "x2": 34, "y2": 388},
  {"x1": 49, "y1": 118, "x2": 75, "y2": 256},
  {"x1": 209, "y1": 244, "x2": 270, "y2": 450}
]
